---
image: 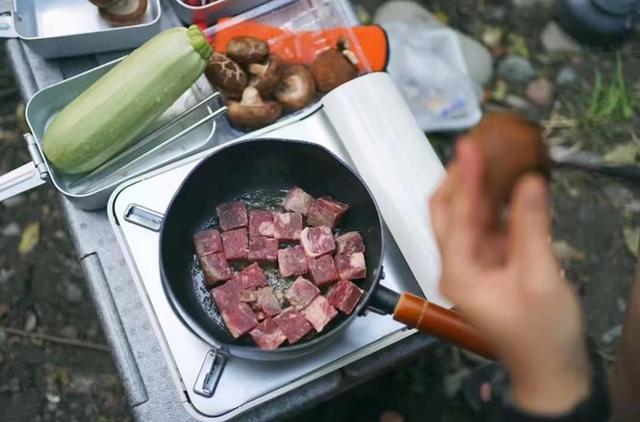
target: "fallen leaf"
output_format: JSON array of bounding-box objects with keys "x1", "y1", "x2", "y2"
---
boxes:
[
  {"x1": 508, "y1": 33, "x2": 530, "y2": 58},
  {"x1": 552, "y1": 240, "x2": 585, "y2": 261},
  {"x1": 604, "y1": 142, "x2": 640, "y2": 165},
  {"x1": 623, "y1": 226, "x2": 640, "y2": 257},
  {"x1": 18, "y1": 222, "x2": 40, "y2": 255}
]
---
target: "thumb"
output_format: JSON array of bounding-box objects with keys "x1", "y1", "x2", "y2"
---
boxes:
[{"x1": 508, "y1": 174, "x2": 552, "y2": 262}]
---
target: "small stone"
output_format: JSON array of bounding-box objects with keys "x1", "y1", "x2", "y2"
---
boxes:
[
  {"x1": 65, "y1": 283, "x2": 83, "y2": 304},
  {"x1": 380, "y1": 410, "x2": 405, "y2": 422},
  {"x1": 24, "y1": 310, "x2": 38, "y2": 332},
  {"x1": 601, "y1": 324, "x2": 623, "y2": 344},
  {"x1": 497, "y1": 55, "x2": 535, "y2": 83},
  {"x1": 556, "y1": 66, "x2": 578, "y2": 86},
  {"x1": 541, "y1": 22, "x2": 581, "y2": 54},
  {"x1": 2, "y1": 194, "x2": 26, "y2": 208},
  {"x1": 1, "y1": 223, "x2": 20, "y2": 237},
  {"x1": 0, "y1": 269, "x2": 15, "y2": 284},
  {"x1": 617, "y1": 298, "x2": 627, "y2": 313},
  {"x1": 46, "y1": 393, "x2": 61, "y2": 404},
  {"x1": 525, "y1": 77, "x2": 554, "y2": 107}
]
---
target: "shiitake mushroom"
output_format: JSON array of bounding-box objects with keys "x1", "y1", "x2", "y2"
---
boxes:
[{"x1": 468, "y1": 111, "x2": 550, "y2": 208}]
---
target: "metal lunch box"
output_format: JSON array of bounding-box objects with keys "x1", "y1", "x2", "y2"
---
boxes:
[
  {"x1": 170, "y1": 0, "x2": 269, "y2": 25},
  {"x1": 0, "y1": 0, "x2": 162, "y2": 59}
]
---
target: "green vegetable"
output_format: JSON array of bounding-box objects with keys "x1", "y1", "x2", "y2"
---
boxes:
[{"x1": 43, "y1": 25, "x2": 212, "y2": 174}]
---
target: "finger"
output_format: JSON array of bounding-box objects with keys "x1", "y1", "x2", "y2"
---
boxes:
[
  {"x1": 430, "y1": 163, "x2": 460, "y2": 247},
  {"x1": 448, "y1": 139, "x2": 485, "y2": 258},
  {"x1": 507, "y1": 174, "x2": 552, "y2": 263}
]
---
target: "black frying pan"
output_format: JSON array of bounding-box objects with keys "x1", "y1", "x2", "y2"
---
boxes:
[{"x1": 159, "y1": 139, "x2": 494, "y2": 361}]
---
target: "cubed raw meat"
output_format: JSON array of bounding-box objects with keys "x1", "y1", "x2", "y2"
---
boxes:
[
  {"x1": 248, "y1": 236, "x2": 278, "y2": 262},
  {"x1": 306, "y1": 197, "x2": 349, "y2": 229},
  {"x1": 326, "y1": 280, "x2": 364, "y2": 315},
  {"x1": 285, "y1": 277, "x2": 320, "y2": 310},
  {"x1": 249, "y1": 210, "x2": 275, "y2": 238},
  {"x1": 237, "y1": 262, "x2": 268, "y2": 289},
  {"x1": 282, "y1": 186, "x2": 314, "y2": 215},
  {"x1": 217, "y1": 201, "x2": 248, "y2": 231},
  {"x1": 249, "y1": 319, "x2": 287, "y2": 350},
  {"x1": 300, "y1": 226, "x2": 336, "y2": 258},
  {"x1": 307, "y1": 254, "x2": 339, "y2": 287},
  {"x1": 199, "y1": 253, "x2": 232, "y2": 287},
  {"x1": 255, "y1": 311, "x2": 267, "y2": 321},
  {"x1": 273, "y1": 212, "x2": 303, "y2": 241},
  {"x1": 211, "y1": 279, "x2": 243, "y2": 312},
  {"x1": 221, "y1": 302, "x2": 258, "y2": 338},
  {"x1": 302, "y1": 296, "x2": 338, "y2": 332},
  {"x1": 273, "y1": 307, "x2": 313, "y2": 344},
  {"x1": 335, "y1": 231, "x2": 365, "y2": 255},
  {"x1": 254, "y1": 287, "x2": 282, "y2": 317},
  {"x1": 278, "y1": 246, "x2": 308, "y2": 277},
  {"x1": 335, "y1": 252, "x2": 367, "y2": 280},
  {"x1": 222, "y1": 228, "x2": 248, "y2": 261},
  {"x1": 193, "y1": 229, "x2": 223, "y2": 256}
]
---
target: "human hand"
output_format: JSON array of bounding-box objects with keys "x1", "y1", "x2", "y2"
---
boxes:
[{"x1": 430, "y1": 139, "x2": 591, "y2": 414}]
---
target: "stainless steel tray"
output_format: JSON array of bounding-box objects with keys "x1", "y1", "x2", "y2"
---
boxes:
[
  {"x1": 0, "y1": 0, "x2": 162, "y2": 58},
  {"x1": 171, "y1": 0, "x2": 269, "y2": 25}
]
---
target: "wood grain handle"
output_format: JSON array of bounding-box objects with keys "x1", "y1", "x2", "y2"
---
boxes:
[{"x1": 394, "y1": 293, "x2": 496, "y2": 360}]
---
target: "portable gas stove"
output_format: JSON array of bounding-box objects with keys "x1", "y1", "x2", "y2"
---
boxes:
[{"x1": 108, "y1": 73, "x2": 445, "y2": 420}]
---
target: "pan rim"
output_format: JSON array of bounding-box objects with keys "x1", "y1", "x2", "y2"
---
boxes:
[{"x1": 158, "y1": 138, "x2": 386, "y2": 357}]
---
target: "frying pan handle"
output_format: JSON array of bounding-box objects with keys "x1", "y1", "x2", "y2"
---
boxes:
[
  {"x1": 394, "y1": 293, "x2": 496, "y2": 360},
  {"x1": 193, "y1": 349, "x2": 228, "y2": 398},
  {"x1": 123, "y1": 204, "x2": 165, "y2": 232}
]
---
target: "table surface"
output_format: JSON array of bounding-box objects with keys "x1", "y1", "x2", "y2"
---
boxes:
[{"x1": 4, "y1": 1, "x2": 437, "y2": 420}]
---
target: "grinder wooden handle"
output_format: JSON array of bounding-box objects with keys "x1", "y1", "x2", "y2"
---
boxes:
[{"x1": 393, "y1": 293, "x2": 496, "y2": 360}]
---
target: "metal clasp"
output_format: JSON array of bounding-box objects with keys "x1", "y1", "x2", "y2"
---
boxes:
[
  {"x1": 24, "y1": 133, "x2": 48, "y2": 179},
  {"x1": 123, "y1": 204, "x2": 165, "y2": 232},
  {"x1": 193, "y1": 349, "x2": 228, "y2": 398}
]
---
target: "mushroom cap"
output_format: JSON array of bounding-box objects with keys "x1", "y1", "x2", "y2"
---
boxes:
[
  {"x1": 248, "y1": 54, "x2": 283, "y2": 97},
  {"x1": 205, "y1": 52, "x2": 248, "y2": 100},
  {"x1": 468, "y1": 111, "x2": 550, "y2": 208},
  {"x1": 226, "y1": 87, "x2": 282, "y2": 130},
  {"x1": 274, "y1": 65, "x2": 316, "y2": 111},
  {"x1": 309, "y1": 48, "x2": 358, "y2": 93},
  {"x1": 99, "y1": 0, "x2": 148, "y2": 26},
  {"x1": 227, "y1": 36, "x2": 270, "y2": 65}
]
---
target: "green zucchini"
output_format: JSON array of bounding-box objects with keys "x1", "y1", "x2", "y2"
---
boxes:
[{"x1": 43, "y1": 25, "x2": 212, "y2": 174}]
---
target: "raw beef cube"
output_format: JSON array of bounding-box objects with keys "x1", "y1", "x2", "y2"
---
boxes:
[
  {"x1": 255, "y1": 311, "x2": 267, "y2": 321},
  {"x1": 300, "y1": 226, "x2": 336, "y2": 258},
  {"x1": 308, "y1": 254, "x2": 339, "y2": 287},
  {"x1": 273, "y1": 307, "x2": 313, "y2": 344},
  {"x1": 248, "y1": 236, "x2": 278, "y2": 262},
  {"x1": 199, "y1": 253, "x2": 232, "y2": 287},
  {"x1": 278, "y1": 246, "x2": 308, "y2": 277},
  {"x1": 211, "y1": 279, "x2": 243, "y2": 312},
  {"x1": 221, "y1": 302, "x2": 258, "y2": 338},
  {"x1": 249, "y1": 319, "x2": 287, "y2": 350},
  {"x1": 335, "y1": 231, "x2": 365, "y2": 255},
  {"x1": 193, "y1": 229, "x2": 223, "y2": 256},
  {"x1": 306, "y1": 197, "x2": 349, "y2": 229},
  {"x1": 335, "y1": 252, "x2": 367, "y2": 280},
  {"x1": 326, "y1": 280, "x2": 364, "y2": 315},
  {"x1": 222, "y1": 228, "x2": 248, "y2": 261},
  {"x1": 282, "y1": 186, "x2": 314, "y2": 215},
  {"x1": 273, "y1": 212, "x2": 303, "y2": 241},
  {"x1": 217, "y1": 201, "x2": 248, "y2": 231},
  {"x1": 302, "y1": 296, "x2": 338, "y2": 332},
  {"x1": 254, "y1": 287, "x2": 282, "y2": 317},
  {"x1": 249, "y1": 210, "x2": 275, "y2": 238},
  {"x1": 237, "y1": 262, "x2": 268, "y2": 289},
  {"x1": 285, "y1": 277, "x2": 320, "y2": 310}
]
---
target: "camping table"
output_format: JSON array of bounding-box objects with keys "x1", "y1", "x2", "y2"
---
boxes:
[{"x1": 3, "y1": 1, "x2": 437, "y2": 420}]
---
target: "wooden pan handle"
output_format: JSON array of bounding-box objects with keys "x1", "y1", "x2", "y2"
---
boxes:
[{"x1": 394, "y1": 293, "x2": 496, "y2": 360}]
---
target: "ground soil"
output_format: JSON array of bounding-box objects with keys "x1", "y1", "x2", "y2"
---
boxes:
[{"x1": 1, "y1": 1, "x2": 639, "y2": 421}]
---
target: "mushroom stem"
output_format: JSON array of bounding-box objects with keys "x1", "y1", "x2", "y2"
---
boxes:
[{"x1": 240, "y1": 86, "x2": 264, "y2": 106}]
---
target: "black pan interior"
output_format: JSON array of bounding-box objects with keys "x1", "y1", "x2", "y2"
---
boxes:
[{"x1": 159, "y1": 139, "x2": 383, "y2": 352}]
